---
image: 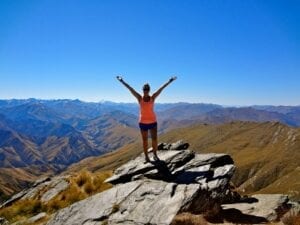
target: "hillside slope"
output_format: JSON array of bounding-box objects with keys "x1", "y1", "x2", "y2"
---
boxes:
[{"x1": 67, "y1": 121, "x2": 300, "y2": 200}]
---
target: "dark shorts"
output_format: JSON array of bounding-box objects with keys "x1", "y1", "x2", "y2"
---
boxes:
[{"x1": 139, "y1": 122, "x2": 157, "y2": 131}]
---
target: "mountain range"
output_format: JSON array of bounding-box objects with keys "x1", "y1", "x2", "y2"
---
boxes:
[{"x1": 0, "y1": 98, "x2": 300, "y2": 199}]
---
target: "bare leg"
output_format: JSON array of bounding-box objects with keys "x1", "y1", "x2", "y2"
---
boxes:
[
  {"x1": 140, "y1": 129, "x2": 150, "y2": 162},
  {"x1": 150, "y1": 126, "x2": 159, "y2": 159}
]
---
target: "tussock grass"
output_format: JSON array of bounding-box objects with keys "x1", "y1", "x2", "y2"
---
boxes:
[
  {"x1": 171, "y1": 213, "x2": 208, "y2": 225},
  {"x1": 46, "y1": 170, "x2": 112, "y2": 213},
  {"x1": 46, "y1": 181, "x2": 87, "y2": 213},
  {"x1": 83, "y1": 179, "x2": 95, "y2": 195},
  {"x1": 0, "y1": 199, "x2": 43, "y2": 223},
  {"x1": 281, "y1": 210, "x2": 300, "y2": 225},
  {"x1": 75, "y1": 170, "x2": 90, "y2": 187}
]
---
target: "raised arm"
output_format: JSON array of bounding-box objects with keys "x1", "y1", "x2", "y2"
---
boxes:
[
  {"x1": 152, "y1": 76, "x2": 177, "y2": 100},
  {"x1": 116, "y1": 76, "x2": 141, "y2": 101}
]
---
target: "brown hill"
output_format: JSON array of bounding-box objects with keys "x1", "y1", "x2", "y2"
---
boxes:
[
  {"x1": 81, "y1": 111, "x2": 139, "y2": 152},
  {"x1": 66, "y1": 121, "x2": 300, "y2": 200}
]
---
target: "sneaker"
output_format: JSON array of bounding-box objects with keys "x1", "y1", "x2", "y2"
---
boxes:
[
  {"x1": 153, "y1": 154, "x2": 160, "y2": 161},
  {"x1": 144, "y1": 157, "x2": 151, "y2": 164}
]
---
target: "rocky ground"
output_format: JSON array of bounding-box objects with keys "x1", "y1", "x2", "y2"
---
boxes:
[{"x1": 1, "y1": 140, "x2": 299, "y2": 225}]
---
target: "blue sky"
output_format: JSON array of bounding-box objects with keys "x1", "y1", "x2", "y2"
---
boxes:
[{"x1": 0, "y1": 0, "x2": 299, "y2": 105}]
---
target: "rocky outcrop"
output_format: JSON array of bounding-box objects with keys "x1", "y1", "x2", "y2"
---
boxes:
[
  {"x1": 47, "y1": 142, "x2": 236, "y2": 225},
  {"x1": 105, "y1": 149, "x2": 234, "y2": 190}
]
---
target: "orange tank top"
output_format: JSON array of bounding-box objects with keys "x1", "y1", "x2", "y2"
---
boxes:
[{"x1": 139, "y1": 97, "x2": 157, "y2": 124}]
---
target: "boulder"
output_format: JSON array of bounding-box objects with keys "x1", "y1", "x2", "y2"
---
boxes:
[{"x1": 158, "y1": 140, "x2": 190, "y2": 150}]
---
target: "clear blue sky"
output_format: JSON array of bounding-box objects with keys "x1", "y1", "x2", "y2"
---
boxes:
[{"x1": 0, "y1": 0, "x2": 299, "y2": 105}]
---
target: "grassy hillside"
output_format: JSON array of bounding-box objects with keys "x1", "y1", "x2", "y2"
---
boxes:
[
  {"x1": 67, "y1": 121, "x2": 300, "y2": 200},
  {"x1": 0, "y1": 165, "x2": 54, "y2": 197}
]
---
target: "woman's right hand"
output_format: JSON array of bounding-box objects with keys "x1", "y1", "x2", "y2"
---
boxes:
[
  {"x1": 116, "y1": 76, "x2": 123, "y2": 81},
  {"x1": 170, "y1": 76, "x2": 177, "y2": 82}
]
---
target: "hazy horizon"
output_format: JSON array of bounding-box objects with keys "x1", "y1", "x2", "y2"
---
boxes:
[{"x1": 1, "y1": 97, "x2": 299, "y2": 107}]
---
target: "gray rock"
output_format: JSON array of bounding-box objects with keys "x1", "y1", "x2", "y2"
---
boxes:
[
  {"x1": 222, "y1": 194, "x2": 290, "y2": 222},
  {"x1": 105, "y1": 150, "x2": 195, "y2": 184},
  {"x1": 157, "y1": 140, "x2": 189, "y2": 150},
  {"x1": 174, "y1": 153, "x2": 235, "y2": 189},
  {"x1": 21, "y1": 180, "x2": 52, "y2": 200},
  {"x1": 108, "y1": 180, "x2": 201, "y2": 225},
  {"x1": 0, "y1": 189, "x2": 27, "y2": 209},
  {"x1": 46, "y1": 181, "x2": 143, "y2": 225},
  {"x1": 169, "y1": 140, "x2": 190, "y2": 150},
  {"x1": 27, "y1": 212, "x2": 47, "y2": 223},
  {"x1": 41, "y1": 178, "x2": 69, "y2": 202},
  {"x1": 0, "y1": 217, "x2": 8, "y2": 225},
  {"x1": 47, "y1": 179, "x2": 216, "y2": 225},
  {"x1": 118, "y1": 151, "x2": 235, "y2": 194},
  {"x1": 32, "y1": 177, "x2": 51, "y2": 187}
]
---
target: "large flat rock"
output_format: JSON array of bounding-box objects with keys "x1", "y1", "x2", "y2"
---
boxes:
[{"x1": 47, "y1": 180, "x2": 204, "y2": 225}]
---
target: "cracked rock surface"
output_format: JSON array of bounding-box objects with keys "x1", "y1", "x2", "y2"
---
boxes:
[{"x1": 47, "y1": 143, "x2": 235, "y2": 225}]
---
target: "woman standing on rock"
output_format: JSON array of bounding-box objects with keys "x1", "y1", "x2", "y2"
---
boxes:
[{"x1": 116, "y1": 76, "x2": 177, "y2": 163}]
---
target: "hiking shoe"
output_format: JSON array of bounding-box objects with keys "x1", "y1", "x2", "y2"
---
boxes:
[
  {"x1": 153, "y1": 154, "x2": 160, "y2": 161},
  {"x1": 144, "y1": 157, "x2": 151, "y2": 164}
]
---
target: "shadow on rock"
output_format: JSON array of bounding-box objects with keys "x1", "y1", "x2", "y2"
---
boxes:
[
  {"x1": 207, "y1": 208, "x2": 268, "y2": 224},
  {"x1": 145, "y1": 159, "x2": 174, "y2": 181}
]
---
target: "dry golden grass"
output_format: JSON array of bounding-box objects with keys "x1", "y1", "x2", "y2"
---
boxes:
[
  {"x1": 281, "y1": 210, "x2": 300, "y2": 225},
  {"x1": 171, "y1": 213, "x2": 208, "y2": 225},
  {"x1": 83, "y1": 179, "x2": 95, "y2": 195},
  {"x1": 45, "y1": 170, "x2": 112, "y2": 213},
  {"x1": 46, "y1": 180, "x2": 87, "y2": 213},
  {"x1": 0, "y1": 199, "x2": 43, "y2": 223},
  {"x1": 75, "y1": 170, "x2": 90, "y2": 187}
]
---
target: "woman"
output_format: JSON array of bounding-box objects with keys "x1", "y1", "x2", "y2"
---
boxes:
[{"x1": 116, "y1": 75, "x2": 177, "y2": 163}]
